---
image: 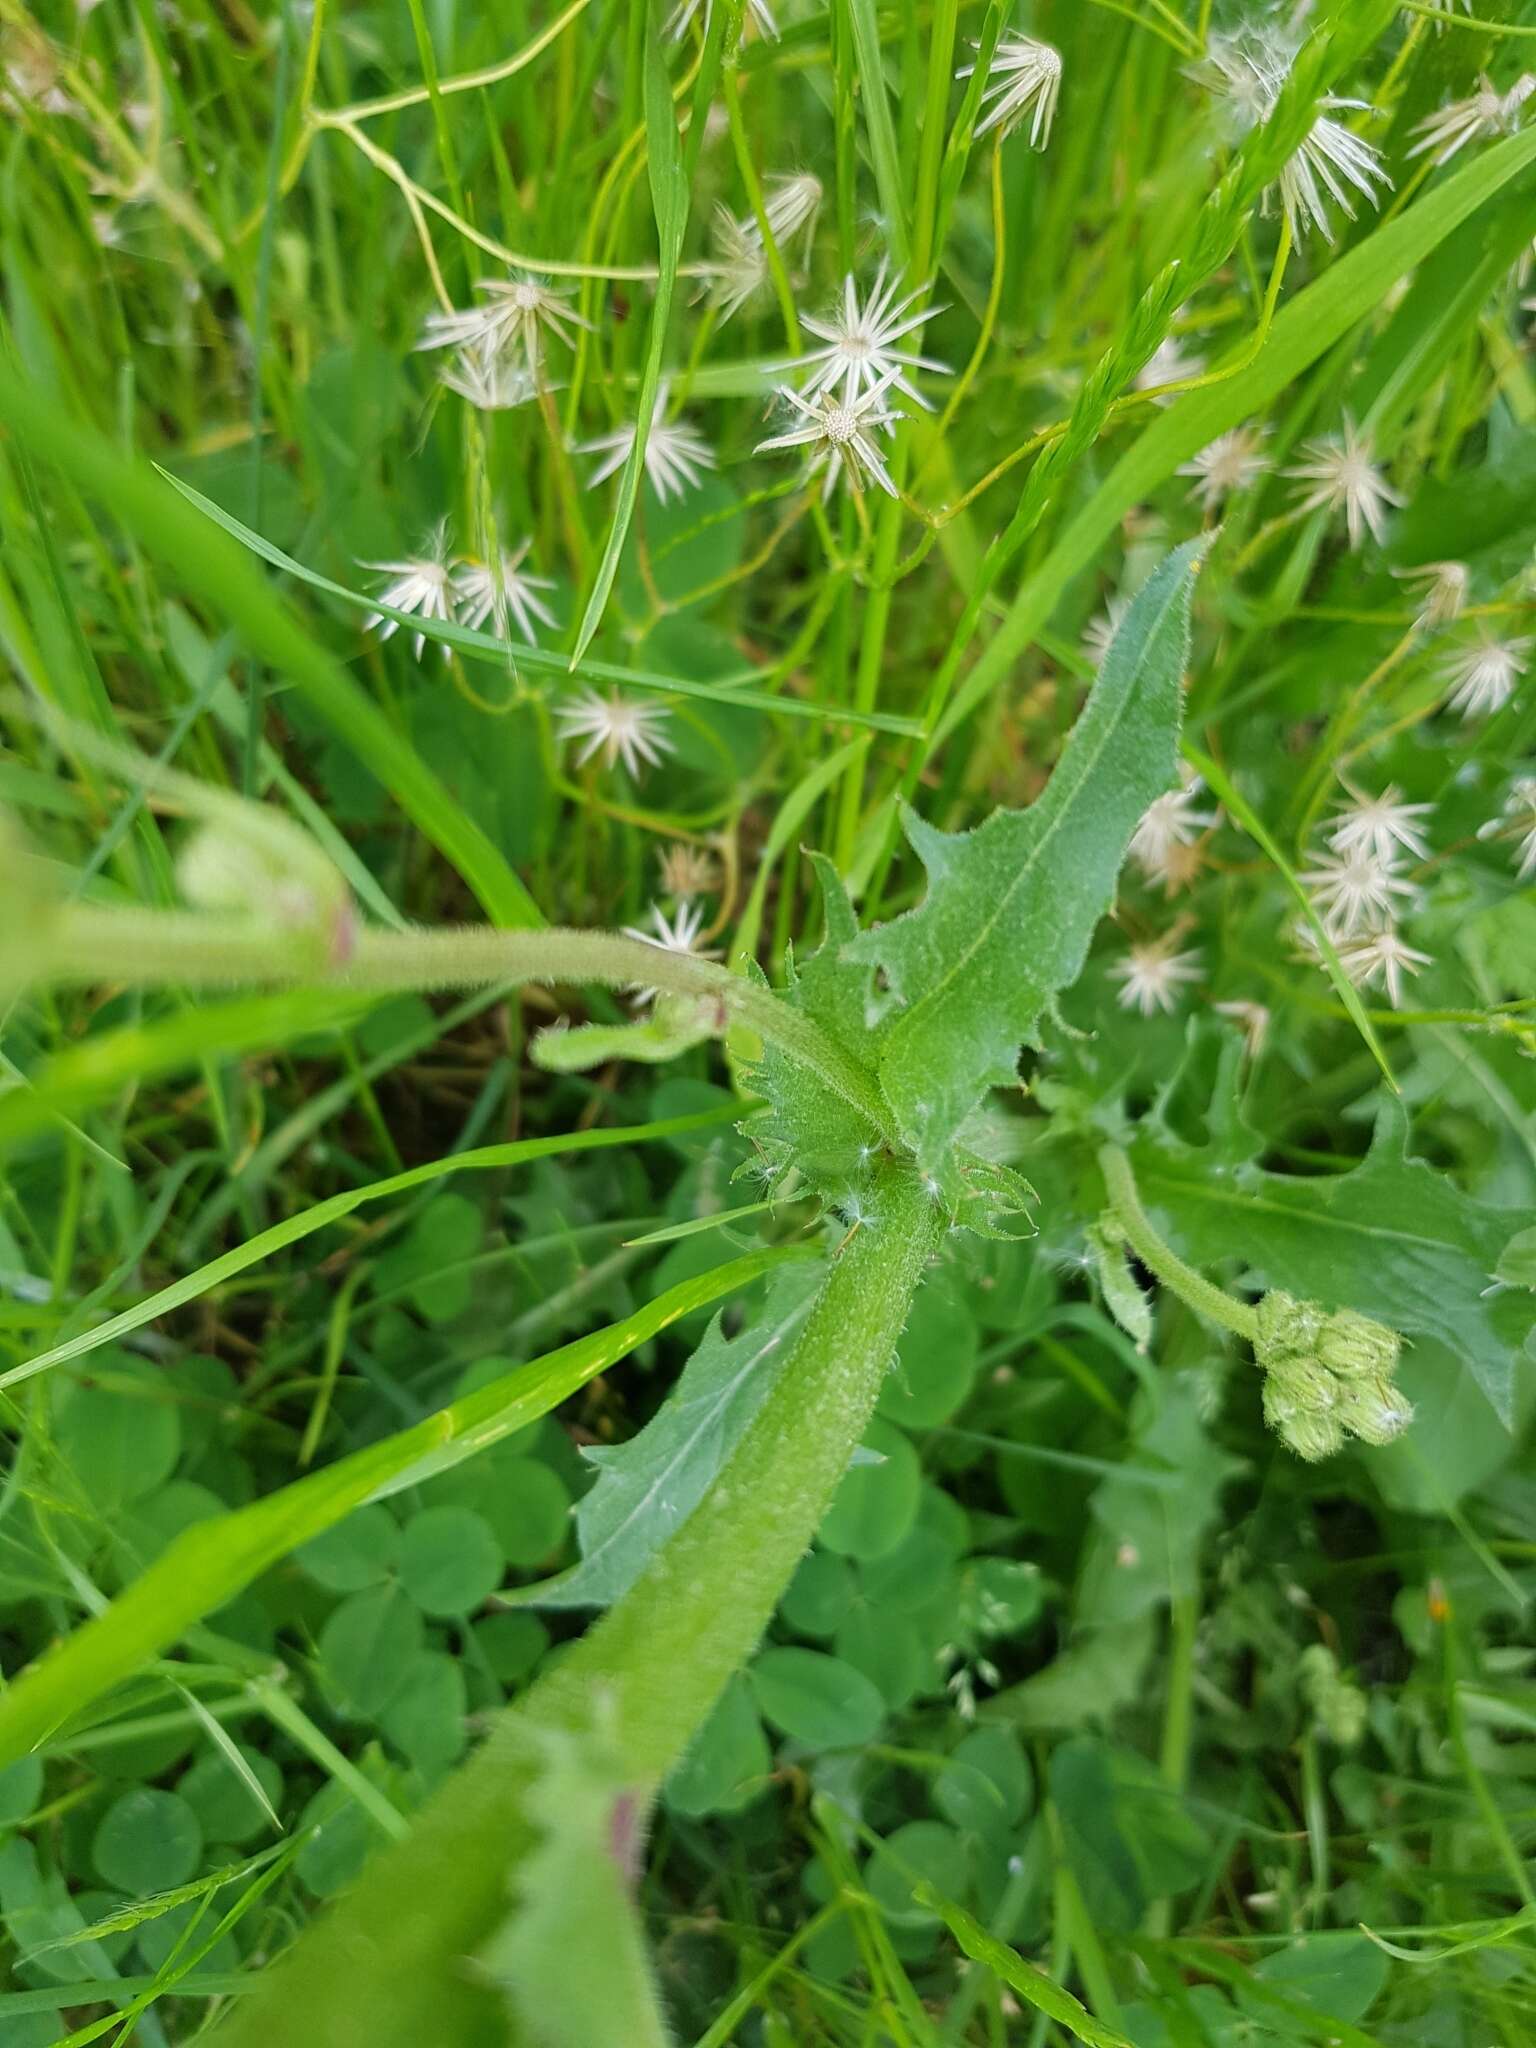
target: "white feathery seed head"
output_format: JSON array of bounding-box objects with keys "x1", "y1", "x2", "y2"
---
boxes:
[
  {"x1": 1180, "y1": 426, "x2": 1271, "y2": 511},
  {"x1": 1409, "y1": 74, "x2": 1534, "y2": 167},
  {"x1": 1110, "y1": 936, "x2": 1203, "y2": 1016},
  {"x1": 1286, "y1": 417, "x2": 1402, "y2": 550},
  {"x1": 755, "y1": 376, "x2": 903, "y2": 502},
  {"x1": 1327, "y1": 781, "x2": 1434, "y2": 864},
  {"x1": 417, "y1": 271, "x2": 591, "y2": 373},
  {"x1": 1440, "y1": 629, "x2": 1531, "y2": 720},
  {"x1": 1298, "y1": 845, "x2": 1416, "y2": 939},
  {"x1": 1129, "y1": 766, "x2": 1216, "y2": 883},
  {"x1": 452, "y1": 540, "x2": 558, "y2": 645},
  {"x1": 1338, "y1": 927, "x2": 1431, "y2": 1010},
  {"x1": 780, "y1": 263, "x2": 950, "y2": 411},
  {"x1": 1395, "y1": 559, "x2": 1469, "y2": 632},
  {"x1": 957, "y1": 33, "x2": 1063, "y2": 147},
  {"x1": 576, "y1": 380, "x2": 717, "y2": 504},
  {"x1": 362, "y1": 524, "x2": 457, "y2": 660},
  {"x1": 556, "y1": 688, "x2": 675, "y2": 781}
]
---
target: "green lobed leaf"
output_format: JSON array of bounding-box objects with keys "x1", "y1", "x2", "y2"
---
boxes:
[
  {"x1": 853, "y1": 543, "x2": 1201, "y2": 1173},
  {"x1": 1131, "y1": 1098, "x2": 1536, "y2": 1428},
  {"x1": 744, "y1": 854, "x2": 886, "y2": 1201},
  {"x1": 528, "y1": 1261, "x2": 824, "y2": 1610},
  {"x1": 477, "y1": 1721, "x2": 672, "y2": 2048}
]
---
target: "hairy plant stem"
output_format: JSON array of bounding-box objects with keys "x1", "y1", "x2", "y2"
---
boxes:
[
  {"x1": 1098, "y1": 1143, "x2": 1258, "y2": 1343},
  {"x1": 41, "y1": 903, "x2": 898, "y2": 1146},
  {"x1": 213, "y1": 1162, "x2": 943, "y2": 2048}
]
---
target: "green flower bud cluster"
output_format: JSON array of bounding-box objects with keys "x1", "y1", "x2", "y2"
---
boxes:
[
  {"x1": 1298, "y1": 1643, "x2": 1368, "y2": 1748},
  {"x1": 1255, "y1": 1290, "x2": 1411, "y2": 1461}
]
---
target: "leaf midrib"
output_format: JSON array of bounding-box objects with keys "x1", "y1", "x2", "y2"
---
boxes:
[{"x1": 895, "y1": 566, "x2": 1190, "y2": 1035}]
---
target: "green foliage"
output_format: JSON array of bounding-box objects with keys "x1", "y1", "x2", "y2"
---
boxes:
[
  {"x1": 854, "y1": 545, "x2": 1201, "y2": 1178},
  {"x1": 1132, "y1": 1099, "x2": 1536, "y2": 1425},
  {"x1": 533, "y1": 1261, "x2": 823, "y2": 1609},
  {"x1": 3, "y1": 5, "x2": 1536, "y2": 2047}
]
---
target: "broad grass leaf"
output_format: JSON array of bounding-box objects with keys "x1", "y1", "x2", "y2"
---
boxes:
[
  {"x1": 853, "y1": 543, "x2": 1200, "y2": 1172},
  {"x1": 1131, "y1": 1099, "x2": 1535, "y2": 1427},
  {"x1": 529, "y1": 1261, "x2": 824, "y2": 1610}
]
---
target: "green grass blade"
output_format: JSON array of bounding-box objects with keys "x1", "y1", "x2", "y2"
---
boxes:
[
  {"x1": 917, "y1": 1888, "x2": 1134, "y2": 2048},
  {"x1": 159, "y1": 471, "x2": 923, "y2": 735},
  {"x1": 568, "y1": 7, "x2": 692, "y2": 666},
  {"x1": 0, "y1": 369, "x2": 543, "y2": 926},
  {"x1": 933, "y1": 124, "x2": 1536, "y2": 751},
  {"x1": 1, "y1": 1103, "x2": 740, "y2": 1389},
  {"x1": 845, "y1": 0, "x2": 910, "y2": 271},
  {"x1": 0, "y1": 1245, "x2": 798, "y2": 1769}
]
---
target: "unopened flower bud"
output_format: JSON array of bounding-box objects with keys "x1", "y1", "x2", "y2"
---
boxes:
[
  {"x1": 177, "y1": 811, "x2": 353, "y2": 967},
  {"x1": 1262, "y1": 1356, "x2": 1340, "y2": 1428},
  {"x1": 1280, "y1": 1407, "x2": 1345, "y2": 1463},
  {"x1": 1254, "y1": 1289, "x2": 1324, "y2": 1372},
  {"x1": 1316, "y1": 1307, "x2": 1400, "y2": 1380},
  {"x1": 1334, "y1": 1372, "x2": 1413, "y2": 1447}
]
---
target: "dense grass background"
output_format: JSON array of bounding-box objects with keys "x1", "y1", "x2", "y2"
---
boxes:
[{"x1": 2, "y1": 0, "x2": 1536, "y2": 2041}]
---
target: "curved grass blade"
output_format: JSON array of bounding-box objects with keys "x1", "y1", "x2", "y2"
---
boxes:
[
  {"x1": 918, "y1": 1888, "x2": 1134, "y2": 2048},
  {"x1": 1, "y1": 1104, "x2": 740, "y2": 1390},
  {"x1": 158, "y1": 474, "x2": 922, "y2": 735},
  {"x1": 0, "y1": 1245, "x2": 800, "y2": 1769}
]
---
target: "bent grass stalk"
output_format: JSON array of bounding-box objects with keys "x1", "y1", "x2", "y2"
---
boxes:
[
  {"x1": 35, "y1": 906, "x2": 898, "y2": 1146},
  {"x1": 210, "y1": 1163, "x2": 943, "y2": 2048}
]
